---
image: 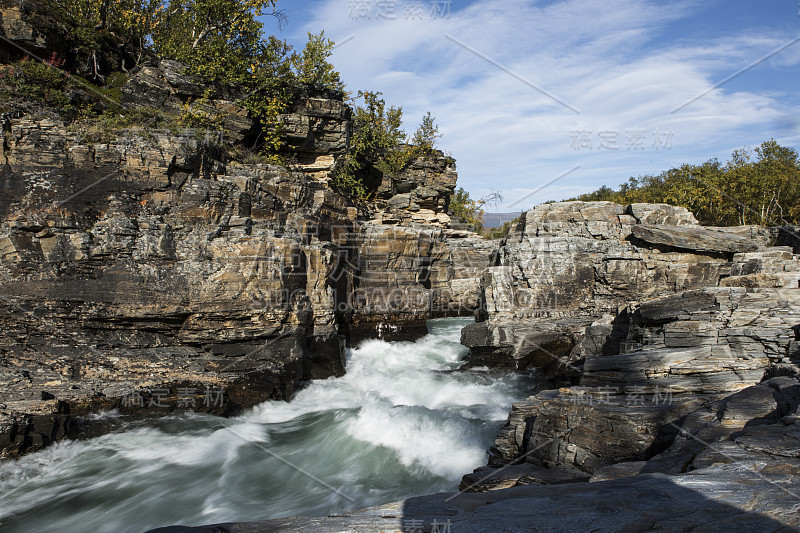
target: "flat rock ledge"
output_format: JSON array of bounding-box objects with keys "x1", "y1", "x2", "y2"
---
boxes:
[
  {"x1": 150, "y1": 457, "x2": 799, "y2": 532},
  {"x1": 631, "y1": 224, "x2": 760, "y2": 254}
]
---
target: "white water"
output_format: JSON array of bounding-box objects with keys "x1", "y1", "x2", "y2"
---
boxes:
[{"x1": 0, "y1": 318, "x2": 538, "y2": 532}]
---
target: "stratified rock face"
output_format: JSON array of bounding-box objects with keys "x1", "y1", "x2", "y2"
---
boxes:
[
  {"x1": 370, "y1": 152, "x2": 458, "y2": 227},
  {"x1": 464, "y1": 201, "x2": 800, "y2": 371},
  {"x1": 0, "y1": 95, "x2": 491, "y2": 455},
  {"x1": 492, "y1": 202, "x2": 726, "y2": 322},
  {"x1": 461, "y1": 200, "x2": 800, "y2": 493},
  {"x1": 475, "y1": 284, "x2": 800, "y2": 479},
  {"x1": 0, "y1": 109, "x2": 365, "y2": 454},
  {"x1": 346, "y1": 225, "x2": 495, "y2": 336},
  {"x1": 582, "y1": 288, "x2": 800, "y2": 394}
]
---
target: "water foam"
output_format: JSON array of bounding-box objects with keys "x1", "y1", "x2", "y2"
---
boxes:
[{"x1": 0, "y1": 318, "x2": 539, "y2": 532}]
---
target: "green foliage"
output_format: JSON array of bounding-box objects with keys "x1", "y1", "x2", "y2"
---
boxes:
[
  {"x1": 292, "y1": 31, "x2": 344, "y2": 91},
  {"x1": 36, "y1": 0, "x2": 345, "y2": 158},
  {"x1": 411, "y1": 112, "x2": 440, "y2": 155},
  {"x1": 0, "y1": 58, "x2": 78, "y2": 119},
  {"x1": 572, "y1": 140, "x2": 800, "y2": 226},
  {"x1": 448, "y1": 188, "x2": 504, "y2": 235},
  {"x1": 574, "y1": 185, "x2": 617, "y2": 202},
  {"x1": 52, "y1": 0, "x2": 160, "y2": 74},
  {"x1": 179, "y1": 95, "x2": 227, "y2": 132},
  {"x1": 375, "y1": 112, "x2": 442, "y2": 178},
  {"x1": 151, "y1": 0, "x2": 278, "y2": 83},
  {"x1": 66, "y1": 0, "x2": 158, "y2": 40},
  {"x1": 332, "y1": 91, "x2": 405, "y2": 199},
  {"x1": 166, "y1": 26, "x2": 344, "y2": 158},
  {"x1": 99, "y1": 105, "x2": 171, "y2": 129},
  {"x1": 240, "y1": 31, "x2": 342, "y2": 157},
  {"x1": 449, "y1": 187, "x2": 485, "y2": 234},
  {"x1": 333, "y1": 104, "x2": 444, "y2": 198}
]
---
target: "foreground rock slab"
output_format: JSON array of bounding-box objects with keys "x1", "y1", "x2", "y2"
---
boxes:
[{"x1": 149, "y1": 458, "x2": 800, "y2": 533}]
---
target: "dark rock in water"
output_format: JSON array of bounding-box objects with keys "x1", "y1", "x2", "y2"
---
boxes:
[
  {"x1": 460, "y1": 462, "x2": 590, "y2": 491},
  {"x1": 460, "y1": 317, "x2": 588, "y2": 381}
]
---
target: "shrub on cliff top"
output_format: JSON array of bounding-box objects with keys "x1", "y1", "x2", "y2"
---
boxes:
[
  {"x1": 573, "y1": 140, "x2": 800, "y2": 226},
  {"x1": 332, "y1": 95, "x2": 447, "y2": 200},
  {"x1": 0, "y1": 57, "x2": 79, "y2": 119},
  {"x1": 332, "y1": 91, "x2": 404, "y2": 199},
  {"x1": 411, "y1": 112, "x2": 441, "y2": 155},
  {"x1": 449, "y1": 188, "x2": 504, "y2": 235}
]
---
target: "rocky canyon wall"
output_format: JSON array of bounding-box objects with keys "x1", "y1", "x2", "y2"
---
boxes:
[
  {"x1": 0, "y1": 58, "x2": 493, "y2": 456},
  {"x1": 459, "y1": 201, "x2": 800, "y2": 493}
]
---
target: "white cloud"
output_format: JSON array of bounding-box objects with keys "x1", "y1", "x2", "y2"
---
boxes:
[{"x1": 294, "y1": 0, "x2": 800, "y2": 210}]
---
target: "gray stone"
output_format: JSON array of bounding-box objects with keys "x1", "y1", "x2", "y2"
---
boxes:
[
  {"x1": 151, "y1": 459, "x2": 800, "y2": 532},
  {"x1": 632, "y1": 224, "x2": 759, "y2": 253}
]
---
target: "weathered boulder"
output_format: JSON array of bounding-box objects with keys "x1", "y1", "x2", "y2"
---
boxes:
[
  {"x1": 626, "y1": 202, "x2": 699, "y2": 225},
  {"x1": 631, "y1": 224, "x2": 760, "y2": 253},
  {"x1": 461, "y1": 317, "x2": 588, "y2": 380}
]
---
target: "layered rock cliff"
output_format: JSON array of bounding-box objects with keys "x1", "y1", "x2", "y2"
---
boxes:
[
  {"x1": 0, "y1": 53, "x2": 493, "y2": 456},
  {"x1": 458, "y1": 201, "x2": 800, "y2": 508},
  {"x1": 3, "y1": 6, "x2": 800, "y2": 529},
  {"x1": 149, "y1": 202, "x2": 800, "y2": 533}
]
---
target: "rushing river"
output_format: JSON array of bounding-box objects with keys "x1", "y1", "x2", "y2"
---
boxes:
[{"x1": 0, "y1": 318, "x2": 538, "y2": 532}]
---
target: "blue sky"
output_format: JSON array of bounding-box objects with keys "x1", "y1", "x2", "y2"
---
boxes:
[{"x1": 264, "y1": 0, "x2": 800, "y2": 211}]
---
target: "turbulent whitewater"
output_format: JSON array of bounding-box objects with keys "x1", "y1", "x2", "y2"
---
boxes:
[{"x1": 0, "y1": 318, "x2": 538, "y2": 532}]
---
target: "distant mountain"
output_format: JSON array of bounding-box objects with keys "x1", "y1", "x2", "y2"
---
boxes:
[{"x1": 483, "y1": 211, "x2": 524, "y2": 228}]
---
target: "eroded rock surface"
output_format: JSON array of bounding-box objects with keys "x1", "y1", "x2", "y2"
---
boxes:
[
  {"x1": 152, "y1": 201, "x2": 800, "y2": 532},
  {"x1": 464, "y1": 201, "x2": 800, "y2": 374},
  {"x1": 0, "y1": 93, "x2": 489, "y2": 455}
]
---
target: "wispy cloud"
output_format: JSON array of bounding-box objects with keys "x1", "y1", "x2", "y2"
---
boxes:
[{"x1": 293, "y1": 0, "x2": 799, "y2": 210}]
